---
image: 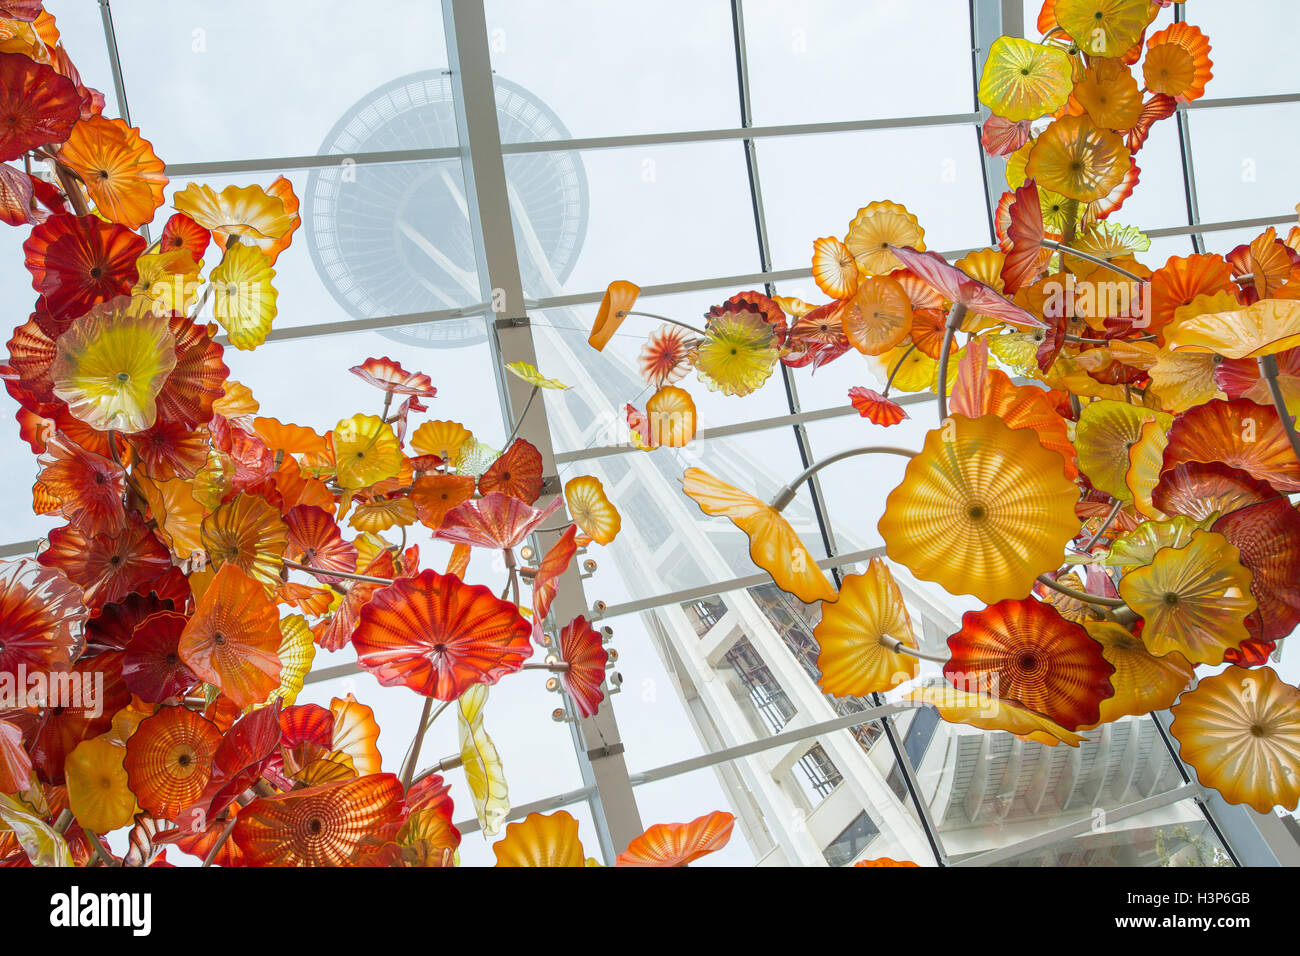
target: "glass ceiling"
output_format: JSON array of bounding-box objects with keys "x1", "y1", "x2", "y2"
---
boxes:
[{"x1": 3, "y1": 0, "x2": 1298, "y2": 867}]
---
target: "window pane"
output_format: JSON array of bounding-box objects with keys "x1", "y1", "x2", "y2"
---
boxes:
[
  {"x1": 112, "y1": 0, "x2": 449, "y2": 164},
  {"x1": 743, "y1": 0, "x2": 974, "y2": 127},
  {"x1": 1194, "y1": 2, "x2": 1297, "y2": 100},
  {"x1": 485, "y1": 0, "x2": 739, "y2": 142},
  {"x1": 1189, "y1": 104, "x2": 1300, "y2": 225}
]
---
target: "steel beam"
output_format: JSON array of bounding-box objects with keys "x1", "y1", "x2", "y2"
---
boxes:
[{"x1": 441, "y1": 0, "x2": 643, "y2": 864}]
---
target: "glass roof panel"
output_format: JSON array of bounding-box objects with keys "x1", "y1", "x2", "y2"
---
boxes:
[
  {"x1": 742, "y1": 0, "x2": 974, "y2": 126},
  {"x1": 1187, "y1": 103, "x2": 1300, "y2": 225},
  {"x1": 109, "y1": 0, "x2": 450, "y2": 164},
  {"x1": 483, "y1": 0, "x2": 740, "y2": 143}
]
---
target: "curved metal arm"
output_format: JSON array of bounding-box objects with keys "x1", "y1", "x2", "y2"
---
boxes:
[
  {"x1": 1036, "y1": 573, "x2": 1126, "y2": 608},
  {"x1": 935, "y1": 301, "x2": 968, "y2": 423},
  {"x1": 769, "y1": 446, "x2": 916, "y2": 511},
  {"x1": 880, "y1": 634, "x2": 948, "y2": 664},
  {"x1": 1040, "y1": 240, "x2": 1147, "y2": 284},
  {"x1": 622, "y1": 310, "x2": 707, "y2": 337}
]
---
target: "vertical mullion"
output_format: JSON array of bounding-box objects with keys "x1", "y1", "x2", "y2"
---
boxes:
[
  {"x1": 441, "y1": 0, "x2": 643, "y2": 863},
  {"x1": 98, "y1": 0, "x2": 150, "y2": 244},
  {"x1": 1172, "y1": 4, "x2": 1205, "y2": 253},
  {"x1": 729, "y1": 0, "x2": 948, "y2": 867}
]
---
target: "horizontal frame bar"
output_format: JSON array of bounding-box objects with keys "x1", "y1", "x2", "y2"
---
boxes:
[
  {"x1": 162, "y1": 92, "x2": 1300, "y2": 178},
  {"x1": 949, "y1": 783, "x2": 1201, "y2": 867}
]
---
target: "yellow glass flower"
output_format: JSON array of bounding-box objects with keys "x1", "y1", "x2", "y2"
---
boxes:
[
  {"x1": 134, "y1": 249, "x2": 203, "y2": 314},
  {"x1": 1054, "y1": 0, "x2": 1152, "y2": 58},
  {"x1": 173, "y1": 182, "x2": 297, "y2": 250},
  {"x1": 695, "y1": 310, "x2": 778, "y2": 396},
  {"x1": 49, "y1": 296, "x2": 177, "y2": 433},
  {"x1": 210, "y1": 243, "x2": 278, "y2": 350},
  {"x1": 1118, "y1": 530, "x2": 1257, "y2": 665},
  {"x1": 845, "y1": 200, "x2": 925, "y2": 275},
  {"x1": 1164, "y1": 299, "x2": 1300, "y2": 359},
  {"x1": 201, "y1": 491, "x2": 289, "y2": 595},
  {"x1": 348, "y1": 496, "x2": 416, "y2": 534},
  {"x1": 1171, "y1": 665, "x2": 1300, "y2": 814},
  {"x1": 493, "y1": 811, "x2": 585, "y2": 867},
  {"x1": 1078, "y1": 621, "x2": 1193, "y2": 729},
  {"x1": 505, "y1": 360, "x2": 570, "y2": 390},
  {"x1": 565, "y1": 475, "x2": 622, "y2": 545},
  {"x1": 904, "y1": 684, "x2": 1085, "y2": 747},
  {"x1": 459, "y1": 685, "x2": 509, "y2": 836},
  {"x1": 410, "y1": 419, "x2": 473, "y2": 463},
  {"x1": 264, "y1": 614, "x2": 316, "y2": 708},
  {"x1": 1027, "y1": 115, "x2": 1131, "y2": 203},
  {"x1": 1105, "y1": 515, "x2": 1211, "y2": 568},
  {"x1": 1125, "y1": 419, "x2": 1169, "y2": 520},
  {"x1": 332, "y1": 414, "x2": 402, "y2": 489},
  {"x1": 878, "y1": 414, "x2": 1081, "y2": 604},
  {"x1": 977, "y1": 36, "x2": 1074, "y2": 122},
  {"x1": 681, "y1": 467, "x2": 836, "y2": 604},
  {"x1": 1146, "y1": 349, "x2": 1225, "y2": 414},
  {"x1": 814, "y1": 558, "x2": 918, "y2": 697},
  {"x1": 65, "y1": 737, "x2": 138, "y2": 834},
  {"x1": 1074, "y1": 399, "x2": 1172, "y2": 503}
]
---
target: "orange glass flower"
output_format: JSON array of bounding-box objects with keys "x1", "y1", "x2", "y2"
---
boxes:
[
  {"x1": 878, "y1": 414, "x2": 1080, "y2": 604},
  {"x1": 557, "y1": 615, "x2": 609, "y2": 719},
  {"x1": 815, "y1": 558, "x2": 919, "y2": 697},
  {"x1": 904, "y1": 683, "x2": 1085, "y2": 746},
  {"x1": 436, "y1": 492, "x2": 562, "y2": 550},
  {"x1": 590, "y1": 280, "x2": 639, "y2": 351},
  {"x1": 812, "y1": 236, "x2": 859, "y2": 299},
  {"x1": 944, "y1": 598, "x2": 1114, "y2": 731},
  {"x1": 1170, "y1": 666, "x2": 1300, "y2": 814},
  {"x1": 1165, "y1": 298, "x2": 1300, "y2": 359},
  {"x1": 410, "y1": 473, "x2": 476, "y2": 531},
  {"x1": 681, "y1": 467, "x2": 836, "y2": 604},
  {"x1": 233, "y1": 773, "x2": 405, "y2": 866},
  {"x1": 1213, "y1": 498, "x2": 1300, "y2": 644},
  {"x1": 848, "y1": 387, "x2": 908, "y2": 427},
  {"x1": 58, "y1": 115, "x2": 167, "y2": 228},
  {"x1": 0, "y1": 557, "x2": 86, "y2": 676},
  {"x1": 348, "y1": 357, "x2": 436, "y2": 397},
  {"x1": 179, "y1": 564, "x2": 283, "y2": 708},
  {"x1": 842, "y1": 275, "x2": 913, "y2": 356},
  {"x1": 124, "y1": 706, "x2": 221, "y2": 821},
  {"x1": 1143, "y1": 22, "x2": 1213, "y2": 103},
  {"x1": 639, "y1": 384, "x2": 698, "y2": 448},
  {"x1": 172, "y1": 182, "x2": 297, "y2": 251},
  {"x1": 1162, "y1": 398, "x2": 1300, "y2": 493},
  {"x1": 616, "y1": 810, "x2": 736, "y2": 867},
  {"x1": 201, "y1": 491, "x2": 288, "y2": 593},
  {"x1": 478, "y1": 438, "x2": 544, "y2": 504},
  {"x1": 638, "y1": 324, "x2": 696, "y2": 387},
  {"x1": 1027, "y1": 115, "x2": 1131, "y2": 203},
  {"x1": 353, "y1": 569, "x2": 532, "y2": 700}
]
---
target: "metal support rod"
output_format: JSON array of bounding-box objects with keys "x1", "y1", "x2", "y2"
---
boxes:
[
  {"x1": 1036, "y1": 573, "x2": 1126, "y2": 607},
  {"x1": 1040, "y1": 240, "x2": 1147, "y2": 283},
  {"x1": 628, "y1": 702, "x2": 911, "y2": 786},
  {"x1": 623, "y1": 310, "x2": 707, "y2": 337},
  {"x1": 935, "y1": 302, "x2": 969, "y2": 422},
  {"x1": 1259, "y1": 354, "x2": 1300, "y2": 466},
  {"x1": 769, "y1": 447, "x2": 916, "y2": 512}
]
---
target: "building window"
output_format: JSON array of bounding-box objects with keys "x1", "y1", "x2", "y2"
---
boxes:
[
  {"x1": 682, "y1": 596, "x2": 728, "y2": 637},
  {"x1": 823, "y1": 811, "x2": 880, "y2": 868},
  {"x1": 722, "y1": 638, "x2": 797, "y2": 733},
  {"x1": 796, "y1": 743, "x2": 843, "y2": 801}
]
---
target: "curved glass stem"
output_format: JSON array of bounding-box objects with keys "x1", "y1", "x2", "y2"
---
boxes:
[
  {"x1": 935, "y1": 301, "x2": 968, "y2": 423},
  {"x1": 1259, "y1": 353, "x2": 1300, "y2": 466},
  {"x1": 623, "y1": 310, "x2": 707, "y2": 337},
  {"x1": 769, "y1": 446, "x2": 916, "y2": 511},
  {"x1": 1040, "y1": 240, "x2": 1147, "y2": 284},
  {"x1": 1036, "y1": 573, "x2": 1126, "y2": 608}
]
